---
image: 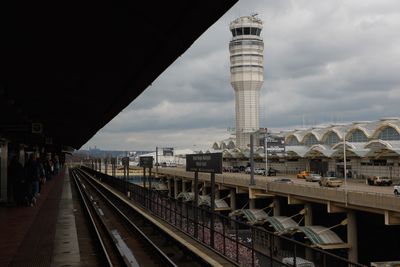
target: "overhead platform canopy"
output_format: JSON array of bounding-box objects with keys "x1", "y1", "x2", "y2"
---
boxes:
[
  {"x1": 266, "y1": 216, "x2": 298, "y2": 235},
  {"x1": 176, "y1": 192, "x2": 230, "y2": 209},
  {"x1": 299, "y1": 226, "x2": 348, "y2": 250},
  {"x1": 0, "y1": 1, "x2": 237, "y2": 152},
  {"x1": 229, "y1": 209, "x2": 269, "y2": 225}
]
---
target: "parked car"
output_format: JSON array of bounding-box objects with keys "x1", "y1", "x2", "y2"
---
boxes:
[
  {"x1": 231, "y1": 166, "x2": 241, "y2": 173},
  {"x1": 366, "y1": 176, "x2": 392, "y2": 186},
  {"x1": 272, "y1": 178, "x2": 294, "y2": 184},
  {"x1": 255, "y1": 168, "x2": 265, "y2": 175},
  {"x1": 223, "y1": 166, "x2": 233, "y2": 172},
  {"x1": 394, "y1": 184, "x2": 400, "y2": 196},
  {"x1": 305, "y1": 173, "x2": 322, "y2": 182},
  {"x1": 297, "y1": 171, "x2": 310, "y2": 179},
  {"x1": 267, "y1": 167, "x2": 278, "y2": 176},
  {"x1": 319, "y1": 177, "x2": 343, "y2": 187}
]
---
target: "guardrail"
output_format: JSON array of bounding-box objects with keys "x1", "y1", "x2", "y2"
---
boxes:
[
  {"x1": 157, "y1": 168, "x2": 400, "y2": 214},
  {"x1": 81, "y1": 166, "x2": 365, "y2": 267}
]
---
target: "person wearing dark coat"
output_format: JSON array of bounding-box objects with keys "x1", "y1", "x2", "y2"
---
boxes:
[
  {"x1": 8, "y1": 156, "x2": 26, "y2": 205},
  {"x1": 25, "y1": 153, "x2": 40, "y2": 206}
]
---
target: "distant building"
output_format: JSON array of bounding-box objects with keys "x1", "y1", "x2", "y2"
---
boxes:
[
  {"x1": 229, "y1": 15, "x2": 264, "y2": 149},
  {"x1": 210, "y1": 118, "x2": 400, "y2": 179}
]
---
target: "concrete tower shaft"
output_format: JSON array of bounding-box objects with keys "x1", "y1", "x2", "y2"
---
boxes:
[{"x1": 229, "y1": 15, "x2": 264, "y2": 148}]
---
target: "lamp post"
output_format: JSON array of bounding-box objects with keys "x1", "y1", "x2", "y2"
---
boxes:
[
  {"x1": 155, "y1": 146, "x2": 158, "y2": 177},
  {"x1": 250, "y1": 132, "x2": 255, "y2": 186},
  {"x1": 265, "y1": 133, "x2": 269, "y2": 176},
  {"x1": 343, "y1": 133, "x2": 348, "y2": 206}
]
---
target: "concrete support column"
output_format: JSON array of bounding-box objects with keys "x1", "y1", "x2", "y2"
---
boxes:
[
  {"x1": 182, "y1": 180, "x2": 187, "y2": 192},
  {"x1": 1, "y1": 141, "x2": 8, "y2": 202},
  {"x1": 273, "y1": 197, "x2": 281, "y2": 253},
  {"x1": 304, "y1": 203, "x2": 314, "y2": 261},
  {"x1": 347, "y1": 210, "x2": 358, "y2": 263},
  {"x1": 273, "y1": 197, "x2": 281, "y2": 216},
  {"x1": 249, "y1": 198, "x2": 256, "y2": 209},
  {"x1": 167, "y1": 178, "x2": 171, "y2": 197},
  {"x1": 230, "y1": 188, "x2": 236, "y2": 210},
  {"x1": 215, "y1": 189, "x2": 220, "y2": 199},
  {"x1": 174, "y1": 177, "x2": 178, "y2": 198},
  {"x1": 304, "y1": 203, "x2": 313, "y2": 226}
]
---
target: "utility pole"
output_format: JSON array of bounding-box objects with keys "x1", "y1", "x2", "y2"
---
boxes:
[
  {"x1": 343, "y1": 133, "x2": 348, "y2": 206},
  {"x1": 250, "y1": 133, "x2": 255, "y2": 186},
  {"x1": 155, "y1": 146, "x2": 158, "y2": 177},
  {"x1": 265, "y1": 133, "x2": 268, "y2": 176}
]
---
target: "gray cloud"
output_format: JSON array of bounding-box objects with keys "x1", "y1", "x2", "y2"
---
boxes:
[{"x1": 84, "y1": 0, "x2": 400, "y2": 150}]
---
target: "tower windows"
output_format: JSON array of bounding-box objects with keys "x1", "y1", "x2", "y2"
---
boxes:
[{"x1": 231, "y1": 27, "x2": 262, "y2": 37}]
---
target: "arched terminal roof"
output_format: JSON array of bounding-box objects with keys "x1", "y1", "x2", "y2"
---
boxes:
[{"x1": 0, "y1": 1, "x2": 237, "y2": 151}]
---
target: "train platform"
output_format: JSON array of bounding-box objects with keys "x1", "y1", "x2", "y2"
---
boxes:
[{"x1": 0, "y1": 168, "x2": 81, "y2": 267}]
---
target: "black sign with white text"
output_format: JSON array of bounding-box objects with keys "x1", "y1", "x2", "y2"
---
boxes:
[
  {"x1": 266, "y1": 136, "x2": 286, "y2": 153},
  {"x1": 140, "y1": 156, "x2": 153, "y2": 168},
  {"x1": 186, "y1": 153, "x2": 222, "y2": 173}
]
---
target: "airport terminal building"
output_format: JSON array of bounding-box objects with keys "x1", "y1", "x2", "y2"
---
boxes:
[{"x1": 211, "y1": 117, "x2": 400, "y2": 179}]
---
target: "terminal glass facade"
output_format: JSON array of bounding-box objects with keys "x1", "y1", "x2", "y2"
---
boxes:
[
  {"x1": 349, "y1": 129, "x2": 368, "y2": 142},
  {"x1": 378, "y1": 126, "x2": 400, "y2": 141}
]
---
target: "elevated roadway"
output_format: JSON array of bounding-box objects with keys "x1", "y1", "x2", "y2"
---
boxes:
[{"x1": 157, "y1": 167, "x2": 400, "y2": 224}]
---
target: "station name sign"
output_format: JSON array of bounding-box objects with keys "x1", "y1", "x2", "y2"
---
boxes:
[
  {"x1": 186, "y1": 153, "x2": 222, "y2": 174},
  {"x1": 140, "y1": 156, "x2": 153, "y2": 168}
]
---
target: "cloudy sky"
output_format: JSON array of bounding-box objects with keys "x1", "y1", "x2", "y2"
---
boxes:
[{"x1": 82, "y1": 0, "x2": 400, "y2": 151}]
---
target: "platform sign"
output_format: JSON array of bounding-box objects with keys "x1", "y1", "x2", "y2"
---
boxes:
[
  {"x1": 121, "y1": 157, "x2": 129, "y2": 166},
  {"x1": 186, "y1": 153, "x2": 222, "y2": 174},
  {"x1": 266, "y1": 136, "x2": 285, "y2": 153},
  {"x1": 140, "y1": 156, "x2": 153, "y2": 168}
]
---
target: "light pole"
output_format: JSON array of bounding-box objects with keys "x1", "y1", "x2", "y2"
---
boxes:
[
  {"x1": 249, "y1": 132, "x2": 255, "y2": 186},
  {"x1": 343, "y1": 133, "x2": 348, "y2": 206},
  {"x1": 155, "y1": 146, "x2": 158, "y2": 177},
  {"x1": 265, "y1": 133, "x2": 269, "y2": 176}
]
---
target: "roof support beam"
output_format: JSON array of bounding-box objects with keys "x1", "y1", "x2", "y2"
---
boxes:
[
  {"x1": 288, "y1": 195, "x2": 304, "y2": 205},
  {"x1": 327, "y1": 201, "x2": 346, "y2": 213},
  {"x1": 384, "y1": 211, "x2": 400, "y2": 225}
]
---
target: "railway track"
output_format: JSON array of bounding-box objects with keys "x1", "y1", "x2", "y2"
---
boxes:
[{"x1": 70, "y1": 167, "x2": 210, "y2": 267}]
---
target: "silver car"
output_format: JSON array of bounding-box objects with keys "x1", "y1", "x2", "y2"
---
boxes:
[{"x1": 305, "y1": 173, "x2": 322, "y2": 182}]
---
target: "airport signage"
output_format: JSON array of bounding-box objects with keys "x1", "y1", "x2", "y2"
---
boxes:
[
  {"x1": 140, "y1": 156, "x2": 153, "y2": 168},
  {"x1": 121, "y1": 157, "x2": 129, "y2": 166},
  {"x1": 186, "y1": 153, "x2": 222, "y2": 173},
  {"x1": 266, "y1": 136, "x2": 285, "y2": 152},
  {"x1": 163, "y1": 147, "x2": 174, "y2": 156}
]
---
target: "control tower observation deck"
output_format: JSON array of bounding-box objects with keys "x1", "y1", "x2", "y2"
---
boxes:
[{"x1": 229, "y1": 15, "x2": 264, "y2": 149}]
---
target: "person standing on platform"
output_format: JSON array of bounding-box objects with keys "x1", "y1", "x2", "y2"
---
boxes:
[
  {"x1": 25, "y1": 153, "x2": 40, "y2": 206},
  {"x1": 8, "y1": 155, "x2": 25, "y2": 205}
]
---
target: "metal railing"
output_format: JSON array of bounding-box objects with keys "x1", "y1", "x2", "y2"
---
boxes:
[{"x1": 81, "y1": 166, "x2": 366, "y2": 267}]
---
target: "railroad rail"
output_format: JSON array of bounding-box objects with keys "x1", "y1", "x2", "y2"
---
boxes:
[{"x1": 71, "y1": 167, "x2": 206, "y2": 267}]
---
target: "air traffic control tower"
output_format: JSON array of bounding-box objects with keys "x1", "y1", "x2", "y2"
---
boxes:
[{"x1": 229, "y1": 15, "x2": 264, "y2": 149}]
